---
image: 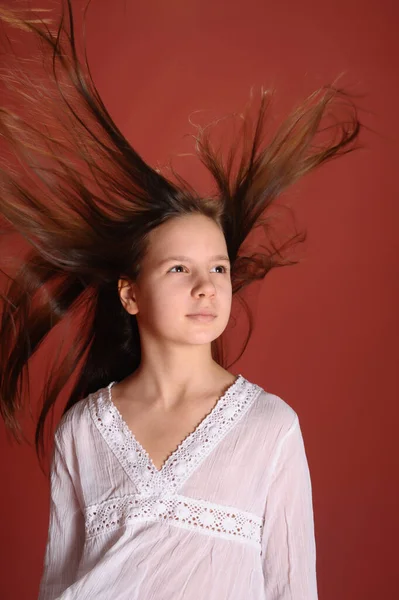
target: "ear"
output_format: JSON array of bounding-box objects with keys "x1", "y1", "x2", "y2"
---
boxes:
[{"x1": 118, "y1": 277, "x2": 139, "y2": 315}]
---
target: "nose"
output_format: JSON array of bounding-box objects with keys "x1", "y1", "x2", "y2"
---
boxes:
[{"x1": 192, "y1": 273, "x2": 216, "y2": 299}]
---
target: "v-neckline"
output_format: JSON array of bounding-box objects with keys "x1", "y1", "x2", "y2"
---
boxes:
[
  {"x1": 108, "y1": 375, "x2": 243, "y2": 474},
  {"x1": 91, "y1": 374, "x2": 262, "y2": 497}
]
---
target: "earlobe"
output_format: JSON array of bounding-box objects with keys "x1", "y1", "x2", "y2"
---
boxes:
[{"x1": 118, "y1": 278, "x2": 139, "y2": 315}]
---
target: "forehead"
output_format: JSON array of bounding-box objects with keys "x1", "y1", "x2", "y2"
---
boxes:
[{"x1": 146, "y1": 214, "x2": 228, "y2": 259}]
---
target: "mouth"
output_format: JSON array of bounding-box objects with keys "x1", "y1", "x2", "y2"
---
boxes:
[{"x1": 186, "y1": 313, "x2": 217, "y2": 322}]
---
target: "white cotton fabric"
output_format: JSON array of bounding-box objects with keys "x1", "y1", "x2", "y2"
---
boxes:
[{"x1": 38, "y1": 375, "x2": 318, "y2": 600}]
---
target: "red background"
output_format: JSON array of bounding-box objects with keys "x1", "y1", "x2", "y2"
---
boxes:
[{"x1": 1, "y1": 1, "x2": 398, "y2": 598}]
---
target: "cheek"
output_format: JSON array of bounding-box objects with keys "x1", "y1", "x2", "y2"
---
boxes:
[
  {"x1": 139, "y1": 281, "x2": 184, "y2": 319},
  {"x1": 218, "y1": 278, "x2": 233, "y2": 303}
]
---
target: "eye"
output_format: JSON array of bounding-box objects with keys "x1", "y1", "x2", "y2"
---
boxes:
[
  {"x1": 211, "y1": 265, "x2": 228, "y2": 274},
  {"x1": 169, "y1": 265, "x2": 188, "y2": 273}
]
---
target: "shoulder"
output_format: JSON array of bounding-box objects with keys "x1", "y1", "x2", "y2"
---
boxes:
[
  {"x1": 244, "y1": 377, "x2": 298, "y2": 426},
  {"x1": 242, "y1": 376, "x2": 300, "y2": 445},
  {"x1": 54, "y1": 383, "x2": 111, "y2": 448}
]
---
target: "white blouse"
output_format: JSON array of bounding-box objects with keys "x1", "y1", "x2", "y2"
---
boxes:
[{"x1": 38, "y1": 375, "x2": 318, "y2": 600}]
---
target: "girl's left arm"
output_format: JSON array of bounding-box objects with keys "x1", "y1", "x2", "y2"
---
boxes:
[
  {"x1": 261, "y1": 415, "x2": 318, "y2": 600},
  {"x1": 38, "y1": 431, "x2": 85, "y2": 600}
]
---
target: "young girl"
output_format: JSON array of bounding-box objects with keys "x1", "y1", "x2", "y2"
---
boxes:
[{"x1": 0, "y1": 2, "x2": 360, "y2": 599}]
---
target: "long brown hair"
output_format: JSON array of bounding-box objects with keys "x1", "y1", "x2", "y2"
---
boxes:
[{"x1": 0, "y1": 1, "x2": 360, "y2": 456}]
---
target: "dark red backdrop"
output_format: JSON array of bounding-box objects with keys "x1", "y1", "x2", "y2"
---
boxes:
[{"x1": 1, "y1": 1, "x2": 398, "y2": 599}]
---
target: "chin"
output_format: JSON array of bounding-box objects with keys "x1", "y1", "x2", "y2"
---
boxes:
[
  {"x1": 185, "y1": 325, "x2": 227, "y2": 346},
  {"x1": 161, "y1": 317, "x2": 229, "y2": 346}
]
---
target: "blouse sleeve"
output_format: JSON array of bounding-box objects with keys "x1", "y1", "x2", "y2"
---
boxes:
[
  {"x1": 261, "y1": 415, "x2": 318, "y2": 600},
  {"x1": 38, "y1": 430, "x2": 85, "y2": 600}
]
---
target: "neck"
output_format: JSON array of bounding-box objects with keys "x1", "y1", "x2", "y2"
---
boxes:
[{"x1": 124, "y1": 340, "x2": 234, "y2": 409}]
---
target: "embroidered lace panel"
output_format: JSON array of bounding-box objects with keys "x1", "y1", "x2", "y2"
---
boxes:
[
  {"x1": 89, "y1": 375, "x2": 262, "y2": 496},
  {"x1": 85, "y1": 494, "x2": 263, "y2": 549}
]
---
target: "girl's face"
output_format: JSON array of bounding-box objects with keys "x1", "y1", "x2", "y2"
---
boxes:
[{"x1": 120, "y1": 214, "x2": 232, "y2": 348}]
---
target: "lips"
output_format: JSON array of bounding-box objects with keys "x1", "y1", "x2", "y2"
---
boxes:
[{"x1": 186, "y1": 312, "x2": 217, "y2": 322}]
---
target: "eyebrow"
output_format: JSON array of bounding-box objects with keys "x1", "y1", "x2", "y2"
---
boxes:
[{"x1": 158, "y1": 254, "x2": 230, "y2": 266}]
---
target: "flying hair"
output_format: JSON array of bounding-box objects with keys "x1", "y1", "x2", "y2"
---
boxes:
[{"x1": 0, "y1": 1, "x2": 361, "y2": 457}]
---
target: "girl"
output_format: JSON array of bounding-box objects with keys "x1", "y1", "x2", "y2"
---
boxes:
[{"x1": 0, "y1": 2, "x2": 360, "y2": 599}]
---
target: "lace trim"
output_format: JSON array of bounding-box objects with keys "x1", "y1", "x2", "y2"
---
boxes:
[
  {"x1": 85, "y1": 494, "x2": 263, "y2": 549},
  {"x1": 89, "y1": 376, "x2": 262, "y2": 496}
]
